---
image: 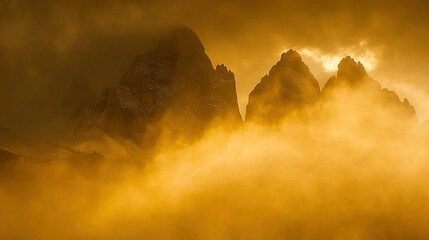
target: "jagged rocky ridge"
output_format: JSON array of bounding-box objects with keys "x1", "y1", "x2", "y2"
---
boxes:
[
  {"x1": 72, "y1": 27, "x2": 418, "y2": 150},
  {"x1": 246, "y1": 50, "x2": 320, "y2": 122},
  {"x1": 246, "y1": 50, "x2": 416, "y2": 123},
  {"x1": 73, "y1": 27, "x2": 241, "y2": 148},
  {"x1": 322, "y1": 56, "x2": 416, "y2": 119}
]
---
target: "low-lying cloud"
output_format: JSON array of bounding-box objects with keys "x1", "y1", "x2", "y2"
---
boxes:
[{"x1": 1, "y1": 86, "x2": 428, "y2": 239}]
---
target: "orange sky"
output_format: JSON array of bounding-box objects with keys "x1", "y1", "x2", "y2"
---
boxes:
[{"x1": 1, "y1": 0, "x2": 428, "y2": 138}]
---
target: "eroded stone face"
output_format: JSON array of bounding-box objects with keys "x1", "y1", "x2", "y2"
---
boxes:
[
  {"x1": 72, "y1": 28, "x2": 417, "y2": 151},
  {"x1": 246, "y1": 51, "x2": 416, "y2": 126},
  {"x1": 246, "y1": 49, "x2": 321, "y2": 123},
  {"x1": 73, "y1": 27, "x2": 242, "y2": 147},
  {"x1": 322, "y1": 56, "x2": 417, "y2": 122}
]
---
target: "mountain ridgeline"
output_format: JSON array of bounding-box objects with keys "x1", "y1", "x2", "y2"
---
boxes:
[
  {"x1": 69, "y1": 27, "x2": 417, "y2": 151},
  {"x1": 246, "y1": 51, "x2": 416, "y2": 124},
  {"x1": 72, "y1": 27, "x2": 241, "y2": 149},
  {"x1": 246, "y1": 50, "x2": 320, "y2": 122}
]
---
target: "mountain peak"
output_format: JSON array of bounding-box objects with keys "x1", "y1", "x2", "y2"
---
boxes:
[
  {"x1": 120, "y1": 26, "x2": 212, "y2": 87},
  {"x1": 280, "y1": 49, "x2": 302, "y2": 62},
  {"x1": 268, "y1": 49, "x2": 307, "y2": 76},
  {"x1": 170, "y1": 26, "x2": 201, "y2": 41},
  {"x1": 246, "y1": 49, "x2": 320, "y2": 122},
  {"x1": 74, "y1": 26, "x2": 241, "y2": 147},
  {"x1": 159, "y1": 26, "x2": 205, "y2": 53},
  {"x1": 337, "y1": 56, "x2": 369, "y2": 80},
  {"x1": 322, "y1": 56, "x2": 380, "y2": 93}
]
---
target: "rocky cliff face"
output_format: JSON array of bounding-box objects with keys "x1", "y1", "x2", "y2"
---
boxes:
[
  {"x1": 73, "y1": 32, "x2": 418, "y2": 150},
  {"x1": 322, "y1": 56, "x2": 417, "y2": 121},
  {"x1": 245, "y1": 51, "x2": 416, "y2": 125},
  {"x1": 73, "y1": 27, "x2": 241, "y2": 147},
  {"x1": 246, "y1": 49, "x2": 320, "y2": 122}
]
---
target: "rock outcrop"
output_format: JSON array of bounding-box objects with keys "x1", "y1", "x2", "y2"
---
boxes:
[
  {"x1": 73, "y1": 36, "x2": 418, "y2": 150},
  {"x1": 245, "y1": 51, "x2": 416, "y2": 125},
  {"x1": 322, "y1": 56, "x2": 381, "y2": 92},
  {"x1": 73, "y1": 27, "x2": 241, "y2": 148},
  {"x1": 322, "y1": 56, "x2": 417, "y2": 121},
  {"x1": 246, "y1": 49, "x2": 320, "y2": 122}
]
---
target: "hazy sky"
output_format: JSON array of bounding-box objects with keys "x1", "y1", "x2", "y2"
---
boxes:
[{"x1": 1, "y1": 0, "x2": 429, "y2": 138}]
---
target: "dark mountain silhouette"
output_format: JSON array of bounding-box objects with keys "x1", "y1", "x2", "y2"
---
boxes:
[
  {"x1": 323, "y1": 56, "x2": 380, "y2": 91},
  {"x1": 246, "y1": 49, "x2": 320, "y2": 122},
  {"x1": 72, "y1": 27, "x2": 241, "y2": 148},
  {"x1": 322, "y1": 56, "x2": 417, "y2": 120},
  {"x1": 71, "y1": 28, "x2": 419, "y2": 151},
  {"x1": 245, "y1": 50, "x2": 416, "y2": 126}
]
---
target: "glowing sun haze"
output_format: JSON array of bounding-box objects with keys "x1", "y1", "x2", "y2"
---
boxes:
[
  {"x1": 1, "y1": 1, "x2": 429, "y2": 239},
  {"x1": 1, "y1": 0, "x2": 429, "y2": 138},
  {"x1": 297, "y1": 41, "x2": 380, "y2": 73}
]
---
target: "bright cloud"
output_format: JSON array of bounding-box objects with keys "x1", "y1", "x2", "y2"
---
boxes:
[{"x1": 296, "y1": 41, "x2": 382, "y2": 73}]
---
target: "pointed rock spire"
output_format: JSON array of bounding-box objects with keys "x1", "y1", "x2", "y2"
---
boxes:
[
  {"x1": 321, "y1": 56, "x2": 416, "y2": 122},
  {"x1": 323, "y1": 56, "x2": 380, "y2": 93},
  {"x1": 337, "y1": 56, "x2": 369, "y2": 82},
  {"x1": 73, "y1": 26, "x2": 242, "y2": 148},
  {"x1": 246, "y1": 49, "x2": 320, "y2": 122},
  {"x1": 280, "y1": 49, "x2": 302, "y2": 62}
]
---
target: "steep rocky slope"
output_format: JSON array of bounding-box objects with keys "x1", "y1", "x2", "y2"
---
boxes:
[
  {"x1": 322, "y1": 56, "x2": 416, "y2": 121},
  {"x1": 246, "y1": 51, "x2": 416, "y2": 125},
  {"x1": 246, "y1": 50, "x2": 320, "y2": 122},
  {"x1": 73, "y1": 27, "x2": 241, "y2": 148}
]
